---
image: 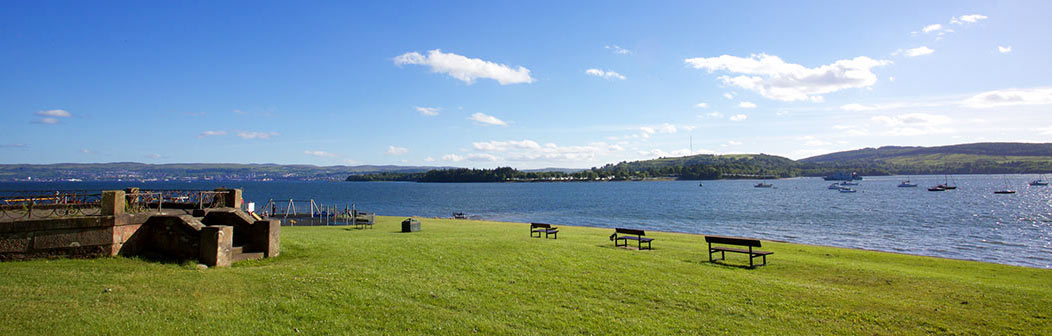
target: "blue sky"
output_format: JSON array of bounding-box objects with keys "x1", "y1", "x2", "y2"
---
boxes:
[{"x1": 2, "y1": 1, "x2": 1051, "y2": 168}]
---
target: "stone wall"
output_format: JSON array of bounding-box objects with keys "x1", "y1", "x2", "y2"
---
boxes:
[{"x1": 0, "y1": 189, "x2": 277, "y2": 267}]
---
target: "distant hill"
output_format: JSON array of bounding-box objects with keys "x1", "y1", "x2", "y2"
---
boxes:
[
  {"x1": 0, "y1": 162, "x2": 457, "y2": 182},
  {"x1": 799, "y1": 142, "x2": 1052, "y2": 175},
  {"x1": 801, "y1": 142, "x2": 1052, "y2": 163}
]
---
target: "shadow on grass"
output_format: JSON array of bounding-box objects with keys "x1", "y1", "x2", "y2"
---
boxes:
[{"x1": 595, "y1": 244, "x2": 655, "y2": 251}]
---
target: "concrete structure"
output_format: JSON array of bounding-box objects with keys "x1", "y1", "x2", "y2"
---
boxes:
[{"x1": 0, "y1": 188, "x2": 279, "y2": 267}]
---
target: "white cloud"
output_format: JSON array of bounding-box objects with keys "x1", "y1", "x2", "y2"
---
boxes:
[
  {"x1": 585, "y1": 68, "x2": 626, "y2": 80},
  {"x1": 442, "y1": 154, "x2": 464, "y2": 162},
  {"x1": 35, "y1": 109, "x2": 71, "y2": 118},
  {"x1": 840, "y1": 103, "x2": 878, "y2": 111},
  {"x1": 145, "y1": 153, "x2": 164, "y2": 159},
  {"x1": 441, "y1": 153, "x2": 498, "y2": 162},
  {"x1": 726, "y1": 140, "x2": 742, "y2": 146},
  {"x1": 888, "y1": 76, "x2": 895, "y2": 82},
  {"x1": 468, "y1": 112, "x2": 508, "y2": 126},
  {"x1": 32, "y1": 109, "x2": 72, "y2": 124},
  {"x1": 704, "y1": 111, "x2": 724, "y2": 118},
  {"x1": 962, "y1": 87, "x2": 1052, "y2": 108},
  {"x1": 638, "y1": 148, "x2": 695, "y2": 158},
  {"x1": 394, "y1": 49, "x2": 534, "y2": 85},
  {"x1": 695, "y1": 102, "x2": 708, "y2": 108},
  {"x1": 723, "y1": 92, "x2": 735, "y2": 100},
  {"x1": 871, "y1": 113, "x2": 951, "y2": 127},
  {"x1": 775, "y1": 111, "x2": 790, "y2": 116},
  {"x1": 998, "y1": 46, "x2": 1012, "y2": 54},
  {"x1": 236, "y1": 131, "x2": 278, "y2": 139},
  {"x1": 415, "y1": 106, "x2": 441, "y2": 116},
  {"x1": 605, "y1": 45, "x2": 632, "y2": 55},
  {"x1": 901, "y1": 46, "x2": 934, "y2": 57},
  {"x1": 424, "y1": 157, "x2": 436, "y2": 162},
  {"x1": 387, "y1": 146, "x2": 408, "y2": 155},
  {"x1": 796, "y1": 136, "x2": 831, "y2": 147},
  {"x1": 738, "y1": 101, "x2": 757, "y2": 109},
  {"x1": 951, "y1": 14, "x2": 988, "y2": 25},
  {"x1": 922, "y1": 24, "x2": 943, "y2": 33},
  {"x1": 729, "y1": 114, "x2": 748, "y2": 121},
  {"x1": 1038, "y1": 127, "x2": 1052, "y2": 135},
  {"x1": 0, "y1": 143, "x2": 27, "y2": 149},
  {"x1": 685, "y1": 53, "x2": 890, "y2": 102},
  {"x1": 870, "y1": 113, "x2": 953, "y2": 136},
  {"x1": 304, "y1": 150, "x2": 336, "y2": 158},
  {"x1": 198, "y1": 130, "x2": 227, "y2": 138},
  {"x1": 472, "y1": 139, "x2": 623, "y2": 162}
]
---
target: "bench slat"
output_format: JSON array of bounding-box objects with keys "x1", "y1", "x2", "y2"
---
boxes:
[
  {"x1": 705, "y1": 235, "x2": 762, "y2": 247},
  {"x1": 710, "y1": 246, "x2": 772, "y2": 255}
]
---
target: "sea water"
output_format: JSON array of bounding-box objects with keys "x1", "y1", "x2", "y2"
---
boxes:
[{"x1": 3, "y1": 174, "x2": 1050, "y2": 268}]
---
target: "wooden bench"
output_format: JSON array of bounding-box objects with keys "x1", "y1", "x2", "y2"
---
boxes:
[
  {"x1": 351, "y1": 210, "x2": 374, "y2": 229},
  {"x1": 529, "y1": 223, "x2": 558, "y2": 239},
  {"x1": 610, "y1": 228, "x2": 653, "y2": 250},
  {"x1": 705, "y1": 235, "x2": 772, "y2": 267}
]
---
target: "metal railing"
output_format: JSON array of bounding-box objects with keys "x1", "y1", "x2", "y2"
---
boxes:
[{"x1": 0, "y1": 190, "x2": 103, "y2": 220}]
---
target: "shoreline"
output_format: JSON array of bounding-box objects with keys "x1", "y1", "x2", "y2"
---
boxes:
[{"x1": 396, "y1": 215, "x2": 1051, "y2": 270}]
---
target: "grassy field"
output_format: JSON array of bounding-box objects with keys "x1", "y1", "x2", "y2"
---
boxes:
[{"x1": 2, "y1": 216, "x2": 1050, "y2": 335}]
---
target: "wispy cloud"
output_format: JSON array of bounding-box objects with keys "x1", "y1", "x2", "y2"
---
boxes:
[
  {"x1": 998, "y1": 46, "x2": 1012, "y2": 54},
  {"x1": 304, "y1": 150, "x2": 336, "y2": 158},
  {"x1": 32, "y1": 109, "x2": 72, "y2": 124},
  {"x1": 236, "y1": 131, "x2": 278, "y2": 139},
  {"x1": 387, "y1": 146, "x2": 408, "y2": 155},
  {"x1": 951, "y1": 14, "x2": 988, "y2": 25},
  {"x1": 685, "y1": 53, "x2": 890, "y2": 102},
  {"x1": 394, "y1": 49, "x2": 534, "y2": 85},
  {"x1": 729, "y1": 114, "x2": 748, "y2": 121},
  {"x1": 198, "y1": 130, "x2": 227, "y2": 138},
  {"x1": 895, "y1": 46, "x2": 934, "y2": 57},
  {"x1": 415, "y1": 106, "x2": 441, "y2": 116},
  {"x1": 695, "y1": 102, "x2": 708, "y2": 108},
  {"x1": 468, "y1": 112, "x2": 508, "y2": 126},
  {"x1": 962, "y1": 87, "x2": 1052, "y2": 108},
  {"x1": 738, "y1": 101, "x2": 757, "y2": 109},
  {"x1": 585, "y1": 68, "x2": 627, "y2": 80},
  {"x1": 605, "y1": 45, "x2": 631, "y2": 55},
  {"x1": 0, "y1": 143, "x2": 27, "y2": 149},
  {"x1": 472, "y1": 139, "x2": 623, "y2": 162}
]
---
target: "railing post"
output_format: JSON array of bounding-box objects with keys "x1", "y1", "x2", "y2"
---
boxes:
[{"x1": 102, "y1": 190, "x2": 125, "y2": 216}]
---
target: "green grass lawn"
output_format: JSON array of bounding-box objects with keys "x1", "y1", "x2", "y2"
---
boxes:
[{"x1": 2, "y1": 216, "x2": 1050, "y2": 335}]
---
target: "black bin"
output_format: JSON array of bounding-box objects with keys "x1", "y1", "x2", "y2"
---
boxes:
[{"x1": 401, "y1": 218, "x2": 421, "y2": 232}]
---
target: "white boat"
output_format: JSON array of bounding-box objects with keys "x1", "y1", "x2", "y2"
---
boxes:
[
  {"x1": 897, "y1": 177, "x2": 917, "y2": 188},
  {"x1": 839, "y1": 181, "x2": 859, "y2": 186},
  {"x1": 839, "y1": 187, "x2": 857, "y2": 193},
  {"x1": 1030, "y1": 174, "x2": 1049, "y2": 186},
  {"x1": 754, "y1": 182, "x2": 773, "y2": 188}
]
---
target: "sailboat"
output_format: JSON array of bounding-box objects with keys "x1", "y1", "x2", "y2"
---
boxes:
[
  {"x1": 754, "y1": 174, "x2": 772, "y2": 188},
  {"x1": 897, "y1": 176, "x2": 917, "y2": 187},
  {"x1": 1030, "y1": 174, "x2": 1049, "y2": 186},
  {"x1": 994, "y1": 176, "x2": 1016, "y2": 194},
  {"x1": 937, "y1": 175, "x2": 957, "y2": 190}
]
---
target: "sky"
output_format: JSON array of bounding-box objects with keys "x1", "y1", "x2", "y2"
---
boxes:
[{"x1": 2, "y1": 1, "x2": 1051, "y2": 169}]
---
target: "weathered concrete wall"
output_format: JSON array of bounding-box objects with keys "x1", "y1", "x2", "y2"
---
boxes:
[
  {"x1": 0, "y1": 213, "x2": 155, "y2": 260},
  {"x1": 200, "y1": 225, "x2": 232, "y2": 267},
  {"x1": 1, "y1": 189, "x2": 278, "y2": 267}
]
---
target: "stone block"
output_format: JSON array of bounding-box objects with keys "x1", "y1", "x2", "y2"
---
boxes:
[
  {"x1": 102, "y1": 190, "x2": 125, "y2": 216},
  {"x1": 200, "y1": 225, "x2": 232, "y2": 267},
  {"x1": 0, "y1": 232, "x2": 30, "y2": 253}
]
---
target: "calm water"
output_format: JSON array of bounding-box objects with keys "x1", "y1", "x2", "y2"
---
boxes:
[{"x1": 3, "y1": 174, "x2": 1051, "y2": 268}]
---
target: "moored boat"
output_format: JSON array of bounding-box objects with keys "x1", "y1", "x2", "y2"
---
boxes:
[{"x1": 898, "y1": 177, "x2": 917, "y2": 187}]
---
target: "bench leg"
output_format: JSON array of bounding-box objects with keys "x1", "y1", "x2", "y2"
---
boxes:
[{"x1": 721, "y1": 251, "x2": 725, "y2": 260}]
